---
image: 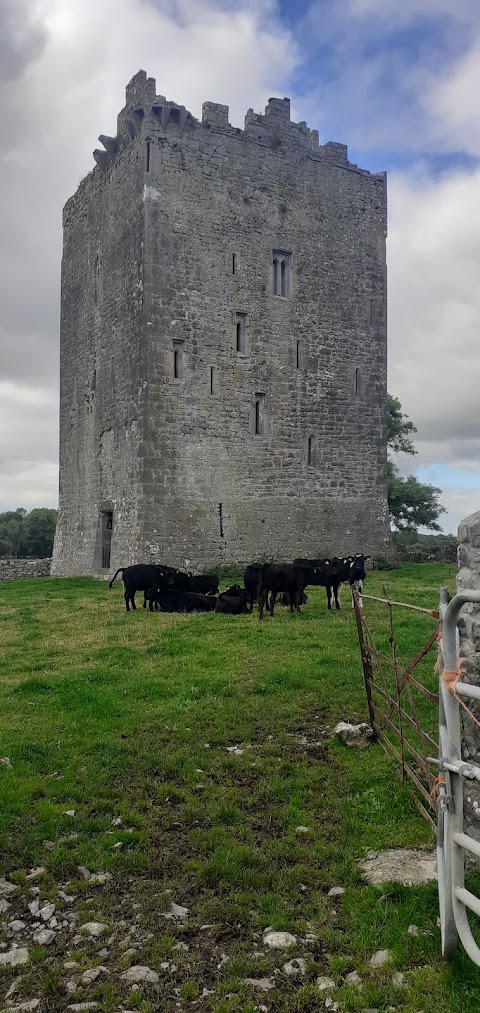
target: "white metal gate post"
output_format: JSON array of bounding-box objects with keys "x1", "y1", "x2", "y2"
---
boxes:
[{"x1": 439, "y1": 589, "x2": 480, "y2": 964}]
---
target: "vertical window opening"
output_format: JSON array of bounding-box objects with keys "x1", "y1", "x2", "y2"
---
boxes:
[
  {"x1": 355, "y1": 367, "x2": 360, "y2": 396},
  {"x1": 235, "y1": 313, "x2": 247, "y2": 353},
  {"x1": 218, "y1": 503, "x2": 224, "y2": 538},
  {"x1": 296, "y1": 340, "x2": 301, "y2": 369},
  {"x1": 232, "y1": 253, "x2": 237, "y2": 274},
  {"x1": 173, "y1": 340, "x2": 185, "y2": 380},
  {"x1": 210, "y1": 366, "x2": 216, "y2": 394},
  {"x1": 101, "y1": 510, "x2": 113, "y2": 569},
  {"x1": 308, "y1": 436, "x2": 314, "y2": 466},
  {"x1": 255, "y1": 393, "x2": 265, "y2": 435},
  {"x1": 146, "y1": 140, "x2": 151, "y2": 173},
  {"x1": 272, "y1": 250, "x2": 291, "y2": 297},
  {"x1": 273, "y1": 257, "x2": 279, "y2": 295}
]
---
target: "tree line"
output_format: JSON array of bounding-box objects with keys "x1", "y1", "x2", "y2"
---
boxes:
[
  {"x1": 0, "y1": 508, "x2": 57, "y2": 559},
  {"x1": 0, "y1": 396, "x2": 446, "y2": 560}
]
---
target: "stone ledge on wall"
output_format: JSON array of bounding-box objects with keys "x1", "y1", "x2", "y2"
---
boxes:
[{"x1": 0, "y1": 558, "x2": 52, "y2": 582}]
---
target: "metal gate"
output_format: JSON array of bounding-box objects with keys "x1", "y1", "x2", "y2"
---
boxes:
[
  {"x1": 353, "y1": 587, "x2": 480, "y2": 966},
  {"x1": 352, "y1": 589, "x2": 440, "y2": 825}
]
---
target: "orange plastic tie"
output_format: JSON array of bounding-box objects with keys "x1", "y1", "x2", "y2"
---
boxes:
[
  {"x1": 443, "y1": 658, "x2": 480, "y2": 729},
  {"x1": 430, "y1": 774, "x2": 446, "y2": 801}
]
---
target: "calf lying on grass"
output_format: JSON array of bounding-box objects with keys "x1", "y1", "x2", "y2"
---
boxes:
[
  {"x1": 214, "y1": 586, "x2": 251, "y2": 614},
  {"x1": 144, "y1": 586, "x2": 217, "y2": 613}
]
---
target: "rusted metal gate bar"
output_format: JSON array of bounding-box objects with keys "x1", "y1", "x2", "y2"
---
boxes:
[{"x1": 352, "y1": 590, "x2": 439, "y2": 828}]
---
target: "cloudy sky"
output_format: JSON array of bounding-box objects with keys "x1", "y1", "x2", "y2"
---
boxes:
[{"x1": 1, "y1": 0, "x2": 480, "y2": 534}]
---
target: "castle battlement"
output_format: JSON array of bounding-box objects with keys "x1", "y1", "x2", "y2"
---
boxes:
[{"x1": 89, "y1": 69, "x2": 355, "y2": 177}]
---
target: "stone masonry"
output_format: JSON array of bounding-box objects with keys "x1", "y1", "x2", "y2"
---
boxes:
[
  {"x1": 0, "y1": 559, "x2": 51, "y2": 582},
  {"x1": 456, "y1": 511, "x2": 480, "y2": 843},
  {"x1": 52, "y1": 70, "x2": 390, "y2": 576}
]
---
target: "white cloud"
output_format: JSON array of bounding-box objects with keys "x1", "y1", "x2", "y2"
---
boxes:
[{"x1": 0, "y1": 0, "x2": 298, "y2": 511}]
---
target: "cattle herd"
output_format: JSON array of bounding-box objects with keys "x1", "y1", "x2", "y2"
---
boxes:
[{"x1": 108, "y1": 554, "x2": 370, "y2": 619}]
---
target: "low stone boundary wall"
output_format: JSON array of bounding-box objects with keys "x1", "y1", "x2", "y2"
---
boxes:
[{"x1": 0, "y1": 558, "x2": 51, "y2": 582}]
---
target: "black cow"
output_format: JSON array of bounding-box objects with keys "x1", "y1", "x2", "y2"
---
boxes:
[
  {"x1": 109, "y1": 563, "x2": 178, "y2": 612},
  {"x1": 244, "y1": 564, "x2": 263, "y2": 610},
  {"x1": 257, "y1": 563, "x2": 308, "y2": 619},
  {"x1": 189, "y1": 574, "x2": 219, "y2": 596},
  {"x1": 145, "y1": 586, "x2": 217, "y2": 613},
  {"x1": 344, "y1": 553, "x2": 370, "y2": 606},
  {"x1": 215, "y1": 587, "x2": 250, "y2": 615}
]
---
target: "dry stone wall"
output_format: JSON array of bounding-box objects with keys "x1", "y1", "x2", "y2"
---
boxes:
[
  {"x1": 52, "y1": 69, "x2": 390, "y2": 577},
  {"x1": 456, "y1": 510, "x2": 480, "y2": 842},
  {"x1": 0, "y1": 559, "x2": 51, "y2": 582}
]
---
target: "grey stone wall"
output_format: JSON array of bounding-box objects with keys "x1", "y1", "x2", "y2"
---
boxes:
[
  {"x1": 456, "y1": 510, "x2": 480, "y2": 841},
  {"x1": 0, "y1": 559, "x2": 51, "y2": 582},
  {"x1": 53, "y1": 69, "x2": 390, "y2": 577}
]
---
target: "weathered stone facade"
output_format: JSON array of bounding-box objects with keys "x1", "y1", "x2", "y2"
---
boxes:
[
  {"x1": 52, "y1": 70, "x2": 390, "y2": 576},
  {"x1": 456, "y1": 511, "x2": 480, "y2": 842},
  {"x1": 0, "y1": 559, "x2": 51, "y2": 582}
]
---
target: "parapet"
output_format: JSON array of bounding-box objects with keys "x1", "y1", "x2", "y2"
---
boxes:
[{"x1": 85, "y1": 70, "x2": 382, "y2": 179}]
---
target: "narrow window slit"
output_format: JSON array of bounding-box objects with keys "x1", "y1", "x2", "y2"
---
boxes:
[
  {"x1": 308, "y1": 435, "x2": 314, "y2": 466},
  {"x1": 146, "y1": 140, "x2": 151, "y2": 173},
  {"x1": 210, "y1": 366, "x2": 216, "y2": 394},
  {"x1": 281, "y1": 259, "x2": 286, "y2": 296},
  {"x1": 255, "y1": 393, "x2": 265, "y2": 435},
  {"x1": 173, "y1": 339, "x2": 185, "y2": 380},
  {"x1": 235, "y1": 313, "x2": 247, "y2": 353},
  {"x1": 296, "y1": 340, "x2": 301, "y2": 369},
  {"x1": 219, "y1": 503, "x2": 224, "y2": 538},
  {"x1": 232, "y1": 253, "x2": 237, "y2": 274},
  {"x1": 355, "y1": 367, "x2": 360, "y2": 396}
]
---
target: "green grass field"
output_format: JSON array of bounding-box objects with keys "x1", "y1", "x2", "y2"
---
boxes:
[{"x1": 1, "y1": 563, "x2": 479, "y2": 1012}]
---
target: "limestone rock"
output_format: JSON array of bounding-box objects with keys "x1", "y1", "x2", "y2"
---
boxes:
[
  {"x1": 163, "y1": 901, "x2": 189, "y2": 920},
  {"x1": 33, "y1": 928, "x2": 55, "y2": 945},
  {"x1": 40, "y1": 902, "x2": 55, "y2": 921},
  {"x1": 26, "y1": 867, "x2": 46, "y2": 881},
  {"x1": 82, "y1": 965, "x2": 109, "y2": 983},
  {"x1": 263, "y1": 930, "x2": 297, "y2": 949},
  {"x1": 328, "y1": 886, "x2": 345, "y2": 897},
  {"x1": 0, "y1": 877, "x2": 16, "y2": 895},
  {"x1": 120, "y1": 965, "x2": 160, "y2": 983},
  {"x1": 0, "y1": 898, "x2": 11, "y2": 913},
  {"x1": 335, "y1": 721, "x2": 374, "y2": 748},
  {"x1": 66, "y1": 1005, "x2": 99, "y2": 1012},
  {"x1": 9, "y1": 1002, "x2": 40, "y2": 1012},
  {"x1": 392, "y1": 970, "x2": 406, "y2": 987},
  {"x1": 369, "y1": 949, "x2": 392, "y2": 968},
  {"x1": 361, "y1": 849, "x2": 436, "y2": 886},
  {"x1": 345, "y1": 970, "x2": 362, "y2": 985},
  {"x1": 242, "y1": 978, "x2": 275, "y2": 991},
  {"x1": 80, "y1": 921, "x2": 107, "y2": 937},
  {"x1": 0, "y1": 756, "x2": 13, "y2": 768},
  {"x1": 0, "y1": 946, "x2": 29, "y2": 966},
  {"x1": 316, "y1": 975, "x2": 336, "y2": 991},
  {"x1": 8, "y1": 919, "x2": 26, "y2": 932}
]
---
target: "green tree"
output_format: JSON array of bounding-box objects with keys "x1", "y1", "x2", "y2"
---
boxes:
[
  {"x1": 386, "y1": 396, "x2": 445, "y2": 532},
  {"x1": 0, "y1": 507, "x2": 57, "y2": 559},
  {"x1": 21, "y1": 508, "x2": 57, "y2": 558}
]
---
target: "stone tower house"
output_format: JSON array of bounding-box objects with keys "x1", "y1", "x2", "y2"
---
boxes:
[{"x1": 52, "y1": 70, "x2": 390, "y2": 576}]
